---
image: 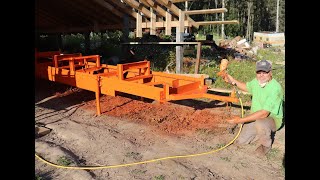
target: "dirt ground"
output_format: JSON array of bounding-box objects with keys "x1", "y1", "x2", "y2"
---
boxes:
[{"x1": 35, "y1": 79, "x2": 285, "y2": 180}]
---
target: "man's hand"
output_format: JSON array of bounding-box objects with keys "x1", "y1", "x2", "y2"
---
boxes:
[
  {"x1": 223, "y1": 73, "x2": 234, "y2": 85},
  {"x1": 226, "y1": 116, "x2": 241, "y2": 124}
]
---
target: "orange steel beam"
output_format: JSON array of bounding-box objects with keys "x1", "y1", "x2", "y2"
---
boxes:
[
  {"x1": 35, "y1": 51, "x2": 239, "y2": 115},
  {"x1": 53, "y1": 53, "x2": 82, "y2": 68}
]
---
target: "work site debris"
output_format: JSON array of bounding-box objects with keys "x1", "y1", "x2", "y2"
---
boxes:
[{"x1": 218, "y1": 36, "x2": 259, "y2": 60}]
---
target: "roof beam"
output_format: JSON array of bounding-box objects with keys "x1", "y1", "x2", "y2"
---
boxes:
[
  {"x1": 122, "y1": 0, "x2": 151, "y2": 18},
  {"x1": 155, "y1": 0, "x2": 198, "y2": 28},
  {"x1": 58, "y1": 0, "x2": 96, "y2": 26},
  {"x1": 109, "y1": 0, "x2": 138, "y2": 18},
  {"x1": 140, "y1": 0, "x2": 155, "y2": 7},
  {"x1": 38, "y1": 23, "x2": 136, "y2": 34},
  {"x1": 139, "y1": 0, "x2": 167, "y2": 18},
  {"x1": 77, "y1": 0, "x2": 121, "y2": 24},
  {"x1": 195, "y1": 20, "x2": 239, "y2": 26},
  {"x1": 184, "y1": 8, "x2": 227, "y2": 15},
  {"x1": 37, "y1": 8, "x2": 70, "y2": 27},
  {"x1": 36, "y1": 13, "x2": 61, "y2": 27},
  {"x1": 141, "y1": 20, "x2": 190, "y2": 28},
  {"x1": 170, "y1": 0, "x2": 196, "y2": 3},
  {"x1": 93, "y1": 0, "x2": 127, "y2": 19}
]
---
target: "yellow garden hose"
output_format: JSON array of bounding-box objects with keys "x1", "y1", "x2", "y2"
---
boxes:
[{"x1": 35, "y1": 98, "x2": 244, "y2": 170}]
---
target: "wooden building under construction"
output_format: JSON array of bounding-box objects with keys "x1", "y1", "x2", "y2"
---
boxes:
[{"x1": 35, "y1": 0, "x2": 239, "y2": 73}]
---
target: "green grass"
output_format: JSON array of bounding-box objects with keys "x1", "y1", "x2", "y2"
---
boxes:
[
  {"x1": 195, "y1": 33, "x2": 221, "y2": 41},
  {"x1": 220, "y1": 156, "x2": 231, "y2": 162},
  {"x1": 125, "y1": 152, "x2": 142, "y2": 160},
  {"x1": 215, "y1": 143, "x2": 226, "y2": 149},
  {"x1": 57, "y1": 156, "x2": 72, "y2": 166},
  {"x1": 154, "y1": 175, "x2": 165, "y2": 180},
  {"x1": 35, "y1": 174, "x2": 43, "y2": 180}
]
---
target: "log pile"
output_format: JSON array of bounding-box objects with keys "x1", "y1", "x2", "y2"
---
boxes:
[{"x1": 218, "y1": 36, "x2": 259, "y2": 60}]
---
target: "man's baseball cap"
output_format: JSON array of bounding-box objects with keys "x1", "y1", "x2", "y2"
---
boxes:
[{"x1": 256, "y1": 60, "x2": 272, "y2": 72}]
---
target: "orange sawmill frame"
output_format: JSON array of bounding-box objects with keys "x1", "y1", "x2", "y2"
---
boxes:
[{"x1": 35, "y1": 51, "x2": 238, "y2": 115}]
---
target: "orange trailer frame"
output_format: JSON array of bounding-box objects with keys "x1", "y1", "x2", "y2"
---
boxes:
[{"x1": 35, "y1": 51, "x2": 238, "y2": 115}]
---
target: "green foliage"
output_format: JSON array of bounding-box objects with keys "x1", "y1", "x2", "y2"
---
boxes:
[
  {"x1": 57, "y1": 156, "x2": 72, "y2": 166},
  {"x1": 37, "y1": 35, "x2": 60, "y2": 51},
  {"x1": 35, "y1": 174, "x2": 43, "y2": 180},
  {"x1": 134, "y1": 45, "x2": 175, "y2": 72},
  {"x1": 220, "y1": 156, "x2": 231, "y2": 162},
  {"x1": 62, "y1": 33, "x2": 85, "y2": 53},
  {"x1": 159, "y1": 35, "x2": 172, "y2": 41},
  {"x1": 225, "y1": 24, "x2": 242, "y2": 38},
  {"x1": 154, "y1": 175, "x2": 165, "y2": 180},
  {"x1": 125, "y1": 152, "x2": 142, "y2": 160},
  {"x1": 195, "y1": 34, "x2": 206, "y2": 40},
  {"x1": 216, "y1": 143, "x2": 226, "y2": 149}
]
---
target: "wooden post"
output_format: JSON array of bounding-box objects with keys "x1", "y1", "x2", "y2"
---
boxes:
[
  {"x1": 165, "y1": 11, "x2": 172, "y2": 35},
  {"x1": 175, "y1": 9, "x2": 184, "y2": 74},
  {"x1": 136, "y1": 13, "x2": 142, "y2": 37},
  {"x1": 150, "y1": 8, "x2": 156, "y2": 35},
  {"x1": 195, "y1": 42, "x2": 202, "y2": 74}
]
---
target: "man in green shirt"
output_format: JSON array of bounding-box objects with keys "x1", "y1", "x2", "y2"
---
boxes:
[{"x1": 223, "y1": 59, "x2": 284, "y2": 156}]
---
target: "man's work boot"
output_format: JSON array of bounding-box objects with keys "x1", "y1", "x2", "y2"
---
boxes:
[{"x1": 255, "y1": 145, "x2": 271, "y2": 157}]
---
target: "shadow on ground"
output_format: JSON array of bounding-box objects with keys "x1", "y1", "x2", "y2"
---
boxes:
[{"x1": 35, "y1": 79, "x2": 96, "y2": 111}]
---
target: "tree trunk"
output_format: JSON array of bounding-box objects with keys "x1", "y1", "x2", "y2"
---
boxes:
[
  {"x1": 221, "y1": 0, "x2": 225, "y2": 39},
  {"x1": 246, "y1": 1, "x2": 253, "y2": 41},
  {"x1": 276, "y1": 0, "x2": 280, "y2": 32},
  {"x1": 215, "y1": 0, "x2": 219, "y2": 35}
]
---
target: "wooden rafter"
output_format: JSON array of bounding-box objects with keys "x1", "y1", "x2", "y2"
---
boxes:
[
  {"x1": 39, "y1": 3, "x2": 87, "y2": 26},
  {"x1": 171, "y1": 0, "x2": 197, "y2": 3},
  {"x1": 139, "y1": 0, "x2": 167, "y2": 19},
  {"x1": 155, "y1": 0, "x2": 197, "y2": 28},
  {"x1": 195, "y1": 20, "x2": 239, "y2": 26},
  {"x1": 93, "y1": 0, "x2": 127, "y2": 19},
  {"x1": 141, "y1": 20, "x2": 190, "y2": 28},
  {"x1": 122, "y1": 0, "x2": 151, "y2": 18},
  {"x1": 140, "y1": 0, "x2": 155, "y2": 7},
  {"x1": 36, "y1": 12, "x2": 61, "y2": 27},
  {"x1": 109, "y1": 0, "x2": 138, "y2": 18},
  {"x1": 37, "y1": 8, "x2": 70, "y2": 27},
  {"x1": 184, "y1": 8, "x2": 227, "y2": 15},
  {"x1": 60, "y1": 0, "x2": 100, "y2": 25},
  {"x1": 36, "y1": 0, "x2": 238, "y2": 34},
  {"x1": 77, "y1": 0, "x2": 121, "y2": 24},
  {"x1": 39, "y1": 24, "x2": 135, "y2": 34}
]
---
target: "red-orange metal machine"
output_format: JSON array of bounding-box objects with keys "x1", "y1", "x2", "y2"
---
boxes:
[{"x1": 35, "y1": 50, "x2": 238, "y2": 115}]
